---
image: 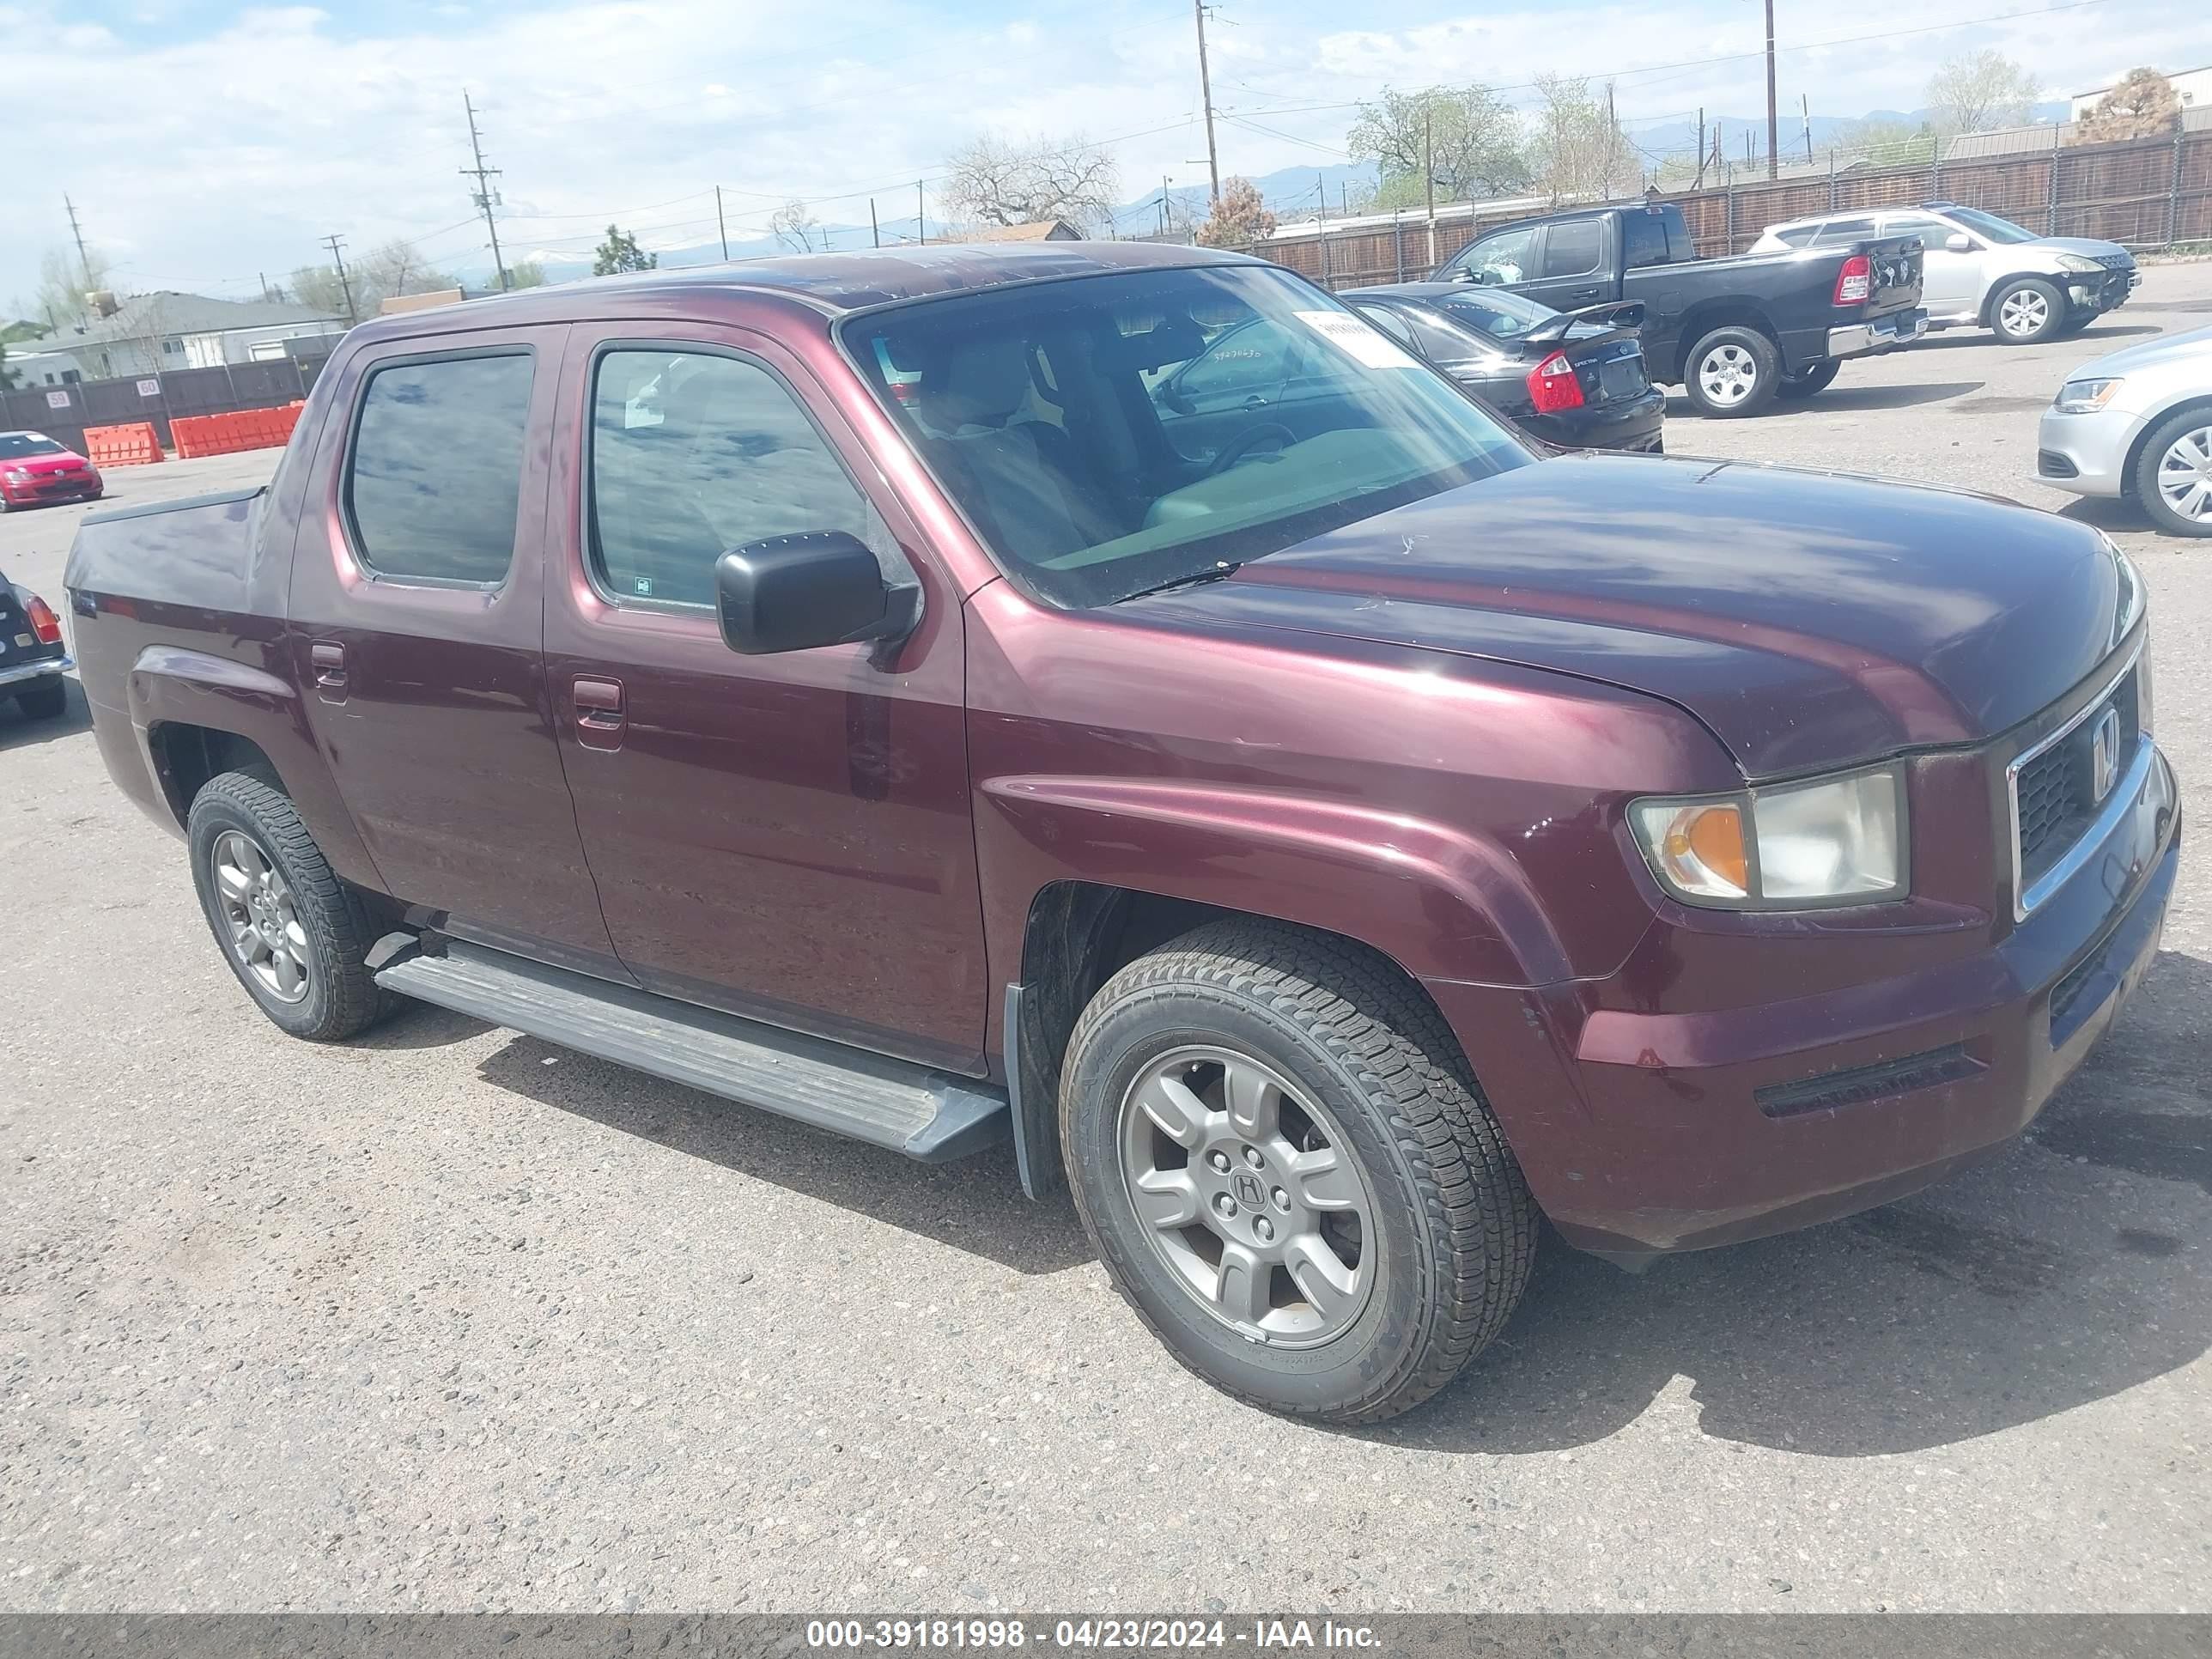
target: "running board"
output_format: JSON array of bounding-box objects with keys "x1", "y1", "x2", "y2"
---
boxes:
[{"x1": 376, "y1": 941, "x2": 1007, "y2": 1163}]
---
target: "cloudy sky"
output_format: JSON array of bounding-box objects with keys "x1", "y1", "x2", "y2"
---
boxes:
[{"x1": 0, "y1": 0, "x2": 2181, "y2": 309}]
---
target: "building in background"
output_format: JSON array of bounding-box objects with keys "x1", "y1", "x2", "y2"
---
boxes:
[
  {"x1": 6, "y1": 292, "x2": 346, "y2": 386},
  {"x1": 968, "y1": 220, "x2": 1085, "y2": 242}
]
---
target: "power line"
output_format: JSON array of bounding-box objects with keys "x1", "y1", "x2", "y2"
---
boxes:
[{"x1": 461, "y1": 90, "x2": 513, "y2": 292}]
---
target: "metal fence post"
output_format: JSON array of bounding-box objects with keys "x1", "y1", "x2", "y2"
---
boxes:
[
  {"x1": 2171, "y1": 130, "x2": 2187, "y2": 247},
  {"x1": 2047, "y1": 122, "x2": 2061, "y2": 235},
  {"x1": 1318, "y1": 219, "x2": 1332, "y2": 287},
  {"x1": 1827, "y1": 149, "x2": 1837, "y2": 210},
  {"x1": 1724, "y1": 167, "x2": 1735, "y2": 250},
  {"x1": 1930, "y1": 136, "x2": 1942, "y2": 203},
  {"x1": 1393, "y1": 211, "x2": 1404, "y2": 282}
]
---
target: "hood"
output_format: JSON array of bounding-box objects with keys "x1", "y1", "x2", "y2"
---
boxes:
[
  {"x1": 3, "y1": 452, "x2": 91, "y2": 477},
  {"x1": 2035, "y1": 236, "x2": 2133, "y2": 262},
  {"x1": 2074, "y1": 320, "x2": 2212, "y2": 379},
  {"x1": 1129, "y1": 453, "x2": 2125, "y2": 780}
]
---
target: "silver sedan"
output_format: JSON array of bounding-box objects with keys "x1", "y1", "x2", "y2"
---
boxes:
[{"x1": 2037, "y1": 323, "x2": 2212, "y2": 537}]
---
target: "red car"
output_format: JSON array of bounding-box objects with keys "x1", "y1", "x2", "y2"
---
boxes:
[{"x1": 0, "y1": 430, "x2": 103, "y2": 511}]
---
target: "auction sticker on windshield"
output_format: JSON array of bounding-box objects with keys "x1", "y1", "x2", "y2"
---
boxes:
[{"x1": 1294, "y1": 310, "x2": 1420, "y2": 370}]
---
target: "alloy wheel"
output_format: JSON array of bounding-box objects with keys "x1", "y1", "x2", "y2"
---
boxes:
[
  {"x1": 2155, "y1": 423, "x2": 2212, "y2": 524},
  {"x1": 1698, "y1": 344, "x2": 1759, "y2": 408},
  {"x1": 1998, "y1": 288, "x2": 2050, "y2": 339},
  {"x1": 210, "y1": 830, "x2": 312, "y2": 1003},
  {"x1": 1118, "y1": 1045, "x2": 1376, "y2": 1348}
]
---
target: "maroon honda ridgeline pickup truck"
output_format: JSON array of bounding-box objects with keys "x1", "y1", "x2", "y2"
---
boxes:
[{"x1": 68, "y1": 243, "x2": 2178, "y2": 1423}]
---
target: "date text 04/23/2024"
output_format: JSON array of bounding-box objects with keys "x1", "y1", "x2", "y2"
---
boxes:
[{"x1": 805, "y1": 1618, "x2": 1382, "y2": 1650}]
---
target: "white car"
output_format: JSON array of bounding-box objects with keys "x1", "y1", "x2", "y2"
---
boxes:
[
  {"x1": 2038, "y1": 323, "x2": 2212, "y2": 537},
  {"x1": 1750, "y1": 202, "x2": 2138, "y2": 345}
]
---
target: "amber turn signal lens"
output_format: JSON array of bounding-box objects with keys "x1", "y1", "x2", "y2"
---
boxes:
[{"x1": 1640, "y1": 800, "x2": 1749, "y2": 900}]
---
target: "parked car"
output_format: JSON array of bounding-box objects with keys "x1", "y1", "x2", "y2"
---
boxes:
[
  {"x1": 0, "y1": 431, "x2": 102, "y2": 512},
  {"x1": 67, "y1": 243, "x2": 2177, "y2": 1424},
  {"x1": 1431, "y1": 201, "x2": 1925, "y2": 417},
  {"x1": 1750, "y1": 202, "x2": 2138, "y2": 345},
  {"x1": 1346, "y1": 286, "x2": 1663, "y2": 453},
  {"x1": 2038, "y1": 321, "x2": 2212, "y2": 536},
  {"x1": 0, "y1": 565, "x2": 71, "y2": 720}
]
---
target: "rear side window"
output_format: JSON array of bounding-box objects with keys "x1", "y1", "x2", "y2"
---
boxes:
[
  {"x1": 346, "y1": 352, "x2": 534, "y2": 586},
  {"x1": 1542, "y1": 220, "x2": 1604, "y2": 277},
  {"x1": 1812, "y1": 216, "x2": 1878, "y2": 248},
  {"x1": 588, "y1": 347, "x2": 903, "y2": 608},
  {"x1": 1623, "y1": 213, "x2": 1671, "y2": 269},
  {"x1": 1771, "y1": 222, "x2": 1821, "y2": 248}
]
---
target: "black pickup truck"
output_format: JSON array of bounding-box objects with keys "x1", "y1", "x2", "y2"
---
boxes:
[{"x1": 1433, "y1": 202, "x2": 1925, "y2": 417}]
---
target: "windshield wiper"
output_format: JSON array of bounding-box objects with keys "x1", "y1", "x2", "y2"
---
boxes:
[{"x1": 1114, "y1": 562, "x2": 1245, "y2": 604}]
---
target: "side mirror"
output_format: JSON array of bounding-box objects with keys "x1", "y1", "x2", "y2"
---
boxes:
[
  {"x1": 714, "y1": 530, "x2": 920, "y2": 656},
  {"x1": 1944, "y1": 233, "x2": 1972, "y2": 253}
]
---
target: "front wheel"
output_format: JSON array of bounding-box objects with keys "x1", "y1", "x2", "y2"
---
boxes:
[
  {"x1": 1060, "y1": 919, "x2": 1537, "y2": 1424},
  {"x1": 186, "y1": 769, "x2": 393, "y2": 1041},
  {"x1": 2134, "y1": 407, "x2": 2212, "y2": 538},
  {"x1": 1990, "y1": 276, "x2": 2066, "y2": 344},
  {"x1": 1682, "y1": 325, "x2": 1781, "y2": 418},
  {"x1": 1775, "y1": 359, "x2": 1842, "y2": 401}
]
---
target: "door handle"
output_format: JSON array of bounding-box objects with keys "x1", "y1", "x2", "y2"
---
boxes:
[
  {"x1": 309, "y1": 641, "x2": 347, "y2": 702},
  {"x1": 574, "y1": 676, "x2": 624, "y2": 750},
  {"x1": 1241, "y1": 393, "x2": 1271, "y2": 409}
]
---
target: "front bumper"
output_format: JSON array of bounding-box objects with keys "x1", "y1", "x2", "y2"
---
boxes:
[
  {"x1": 1827, "y1": 307, "x2": 1927, "y2": 359},
  {"x1": 0, "y1": 471, "x2": 102, "y2": 507},
  {"x1": 2064, "y1": 267, "x2": 2137, "y2": 315},
  {"x1": 2036, "y1": 402, "x2": 2146, "y2": 497},
  {"x1": 1426, "y1": 740, "x2": 2179, "y2": 1259},
  {"x1": 0, "y1": 652, "x2": 71, "y2": 690}
]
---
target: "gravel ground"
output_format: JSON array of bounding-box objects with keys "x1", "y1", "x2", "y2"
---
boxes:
[{"x1": 2, "y1": 265, "x2": 2208, "y2": 1616}]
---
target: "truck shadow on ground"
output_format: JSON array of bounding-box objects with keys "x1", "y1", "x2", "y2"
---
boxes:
[
  {"x1": 1667, "y1": 382, "x2": 1981, "y2": 421},
  {"x1": 0, "y1": 677, "x2": 91, "y2": 752},
  {"x1": 1901, "y1": 321, "x2": 2163, "y2": 354},
  {"x1": 470, "y1": 1030, "x2": 1095, "y2": 1275},
  {"x1": 1387, "y1": 946, "x2": 2211, "y2": 1459}
]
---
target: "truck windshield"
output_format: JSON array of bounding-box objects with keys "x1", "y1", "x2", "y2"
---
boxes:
[
  {"x1": 1942, "y1": 207, "x2": 2039, "y2": 246},
  {"x1": 842, "y1": 264, "x2": 1529, "y2": 607}
]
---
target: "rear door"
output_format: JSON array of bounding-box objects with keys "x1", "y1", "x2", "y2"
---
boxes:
[
  {"x1": 287, "y1": 325, "x2": 634, "y2": 982},
  {"x1": 1881, "y1": 211, "x2": 1972, "y2": 316}
]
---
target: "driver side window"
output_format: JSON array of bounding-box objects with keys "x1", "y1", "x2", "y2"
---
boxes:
[{"x1": 588, "y1": 348, "x2": 906, "y2": 608}]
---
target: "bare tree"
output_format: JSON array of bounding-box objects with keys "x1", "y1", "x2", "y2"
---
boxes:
[
  {"x1": 32, "y1": 245, "x2": 115, "y2": 330},
  {"x1": 288, "y1": 239, "x2": 459, "y2": 315},
  {"x1": 941, "y1": 133, "x2": 1120, "y2": 232},
  {"x1": 1194, "y1": 177, "x2": 1278, "y2": 249},
  {"x1": 1925, "y1": 50, "x2": 2040, "y2": 135},
  {"x1": 769, "y1": 199, "x2": 823, "y2": 253},
  {"x1": 1528, "y1": 76, "x2": 1632, "y2": 204},
  {"x1": 2078, "y1": 68, "x2": 2183, "y2": 143},
  {"x1": 1348, "y1": 85, "x2": 1529, "y2": 210}
]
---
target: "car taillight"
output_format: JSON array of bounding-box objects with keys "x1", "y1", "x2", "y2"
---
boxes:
[
  {"x1": 1527, "y1": 350, "x2": 1585, "y2": 414},
  {"x1": 1834, "y1": 254, "x2": 1872, "y2": 306},
  {"x1": 26, "y1": 593, "x2": 63, "y2": 645}
]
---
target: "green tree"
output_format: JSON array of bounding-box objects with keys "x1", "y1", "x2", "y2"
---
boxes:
[
  {"x1": 1349, "y1": 84, "x2": 1529, "y2": 210},
  {"x1": 0, "y1": 342, "x2": 18, "y2": 392},
  {"x1": 592, "y1": 225, "x2": 659, "y2": 276},
  {"x1": 2079, "y1": 69, "x2": 2183, "y2": 143},
  {"x1": 506, "y1": 259, "x2": 548, "y2": 289},
  {"x1": 1194, "y1": 177, "x2": 1278, "y2": 248}
]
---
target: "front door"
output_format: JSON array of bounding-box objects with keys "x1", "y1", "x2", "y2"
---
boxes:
[
  {"x1": 288, "y1": 325, "x2": 633, "y2": 981},
  {"x1": 542, "y1": 322, "x2": 989, "y2": 1073}
]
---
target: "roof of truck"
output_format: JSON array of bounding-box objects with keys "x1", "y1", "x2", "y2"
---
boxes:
[{"x1": 346, "y1": 240, "x2": 1261, "y2": 342}]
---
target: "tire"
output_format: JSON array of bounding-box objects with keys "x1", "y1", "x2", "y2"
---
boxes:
[
  {"x1": 185, "y1": 769, "x2": 393, "y2": 1041},
  {"x1": 14, "y1": 678, "x2": 67, "y2": 720},
  {"x1": 1989, "y1": 276, "x2": 2066, "y2": 344},
  {"x1": 2132, "y1": 406, "x2": 2212, "y2": 538},
  {"x1": 1682, "y1": 325, "x2": 1781, "y2": 418},
  {"x1": 1775, "y1": 359, "x2": 1842, "y2": 401},
  {"x1": 1060, "y1": 918, "x2": 1537, "y2": 1424}
]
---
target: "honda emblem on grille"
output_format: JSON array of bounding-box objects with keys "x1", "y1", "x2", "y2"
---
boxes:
[{"x1": 2090, "y1": 708, "x2": 2122, "y2": 804}]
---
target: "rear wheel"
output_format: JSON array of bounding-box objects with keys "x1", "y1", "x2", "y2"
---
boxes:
[
  {"x1": 186, "y1": 769, "x2": 393, "y2": 1041},
  {"x1": 1775, "y1": 359, "x2": 1842, "y2": 401},
  {"x1": 1990, "y1": 276, "x2": 2065, "y2": 344},
  {"x1": 15, "y1": 679, "x2": 67, "y2": 720},
  {"x1": 1060, "y1": 919, "x2": 1536, "y2": 1424},
  {"x1": 2134, "y1": 407, "x2": 2212, "y2": 538},
  {"x1": 1682, "y1": 325, "x2": 1780, "y2": 418}
]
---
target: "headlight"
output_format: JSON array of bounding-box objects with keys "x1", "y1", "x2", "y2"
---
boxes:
[
  {"x1": 2054, "y1": 377, "x2": 2121, "y2": 413},
  {"x1": 1631, "y1": 766, "x2": 1905, "y2": 908},
  {"x1": 2057, "y1": 252, "x2": 2103, "y2": 273},
  {"x1": 1, "y1": 469, "x2": 28, "y2": 484}
]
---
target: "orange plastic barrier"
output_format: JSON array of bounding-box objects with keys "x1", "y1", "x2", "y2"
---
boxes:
[
  {"x1": 82, "y1": 422, "x2": 165, "y2": 466},
  {"x1": 168, "y1": 404, "x2": 303, "y2": 459}
]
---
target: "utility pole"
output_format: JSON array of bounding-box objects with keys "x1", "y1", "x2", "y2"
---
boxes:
[
  {"x1": 1605, "y1": 83, "x2": 1618, "y2": 198},
  {"x1": 1802, "y1": 93, "x2": 1813, "y2": 165},
  {"x1": 1763, "y1": 0, "x2": 1779, "y2": 181},
  {"x1": 870, "y1": 199, "x2": 881, "y2": 248},
  {"x1": 460, "y1": 90, "x2": 512, "y2": 292},
  {"x1": 1193, "y1": 0, "x2": 1222, "y2": 205},
  {"x1": 917, "y1": 180, "x2": 926, "y2": 245},
  {"x1": 1695, "y1": 108, "x2": 1707, "y2": 188},
  {"x1": 715, "y1": 186, "x2": 729, "y2": 260},
  {"x1": 64, "y1": 195, "x2": 94, "y2": 289},
  {"x1": 320, "y1": 234, "x2": 357, "y2": 325}
]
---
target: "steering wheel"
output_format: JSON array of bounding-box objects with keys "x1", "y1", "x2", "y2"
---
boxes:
[{"x1": 1206, "y1": 422, "x2": 1297, "y2": 477}]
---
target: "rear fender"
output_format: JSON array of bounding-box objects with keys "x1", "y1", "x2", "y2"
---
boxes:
[{"x1": 126, "y1": 643, "x2": 385, "y2": 890}]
